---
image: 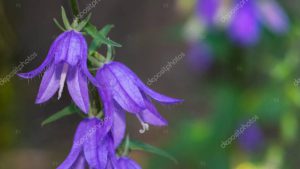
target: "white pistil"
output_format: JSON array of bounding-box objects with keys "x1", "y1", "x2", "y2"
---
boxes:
[
  {"x1": 137, "y1": 115, "x2": 149, "y2": 134},
  {"x1": 58, "y1": 63, "x2": 69, "y2": 99},
  {"x1": 139, "y1": 122, "x2": 149, "y2": 134}
]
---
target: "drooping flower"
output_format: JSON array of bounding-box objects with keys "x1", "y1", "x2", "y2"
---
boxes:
[
  {"x1": 228, "y1": 0, "x2": 289, "y2": 45},
  {"x1": 96, "y1": 61, "x2": 183, "y2": 146},
  {"x1": 228, "y1": 0, "x2": 260, "y2": 45},
  {"x1": 238, "y1": 123, "x2": 264, "y2": 152},
  {"x1": 187, "y1": 42, "x2": 213, "y2": 73},
  {"x1": 196, "y1": 0, "x2": 220, "y2": 26},
  {"x1": 118, "y1": 157, "x2": 142, "y2": 169},
  {"x1": 257, "y1": 0, "x2": 289, "y2": 34},
  {"x1": 57, "y1": 117, "x2": 113, "y2": 169},
  {"x1": 18, "y1": 30, "x2": 98, "y2": 113}
]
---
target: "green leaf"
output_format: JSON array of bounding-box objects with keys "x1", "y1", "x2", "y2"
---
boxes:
[
  {"x1": 53, "y1": 18, "x2": 65, "y2": 31},
  {"x1": 76, "y1": 13, "x2": 92, "y2": 31},
  {"x1": 61, "y1": 6, "x2": 71, "y2": 30},
  {"x1": 41, "y1": 105, "x2": 79, "y2": 126},
  {"x1": 129, "y1": 140, "x2": 178, "y2": 164}
]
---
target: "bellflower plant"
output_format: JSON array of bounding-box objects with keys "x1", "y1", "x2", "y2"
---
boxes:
[{"x1": 20, "y1": 1, "x2": 182, "y2": 169}]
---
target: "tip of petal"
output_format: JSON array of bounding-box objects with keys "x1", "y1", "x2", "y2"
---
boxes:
[
  {"x1": 159, "y1": 98, "x2": 184, "y2": 105},
  {"x1": 17, "y1": 73, "x2": 34, "y2": 79}
]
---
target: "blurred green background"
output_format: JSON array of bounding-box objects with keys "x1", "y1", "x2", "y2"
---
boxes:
[{"x1": 0, "y1": 0, "x2": 300, "y2": 168}]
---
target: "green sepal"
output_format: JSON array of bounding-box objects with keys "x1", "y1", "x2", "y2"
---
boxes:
[
  {"x1": 92, "y1": 24, "x2": 116, "y2": 50},
  {"x1": 129, "y1": 140, "x2": 178, "y2": 164},
  {"x1": 41, "y1": 104, "x2": 81, "y2": 126},
  {"x1": 84, "y1": 24, "x2": 122, "y2": 53},
  {"x1": 53, "y1": 18, "x2": 66, "y2": 31},
  {"x1": 61, "y1": 6, "x2": 71, "y2": 30},
  {"x1": 76, "y1": 13, "x2": 92, "y2": 31}
]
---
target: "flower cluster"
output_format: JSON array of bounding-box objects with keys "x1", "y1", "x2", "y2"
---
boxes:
[{"x1": 19, "y1": 7, "x2": 182, "y2": 169}]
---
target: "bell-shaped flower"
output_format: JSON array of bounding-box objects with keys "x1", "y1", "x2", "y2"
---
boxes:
[
  {"x1": 196, "y1": 0, "x2": 220, "y2": 25},
  {"x1": 57, "y1": 117, "x2": 112, "y2": 169},
  {"x1": 228, "y1": 0, "x2": 289, "y2": 45},
  {"x1": 18, "y1": 30, "x2": 98, "y2": 113},
  {"x1": 228, "y1": 0, "x2": 260, "y2": 45},
  {"x1": 257, "y1": 0, "x2": 289, "y2": 34},
  {"x1": 187, "y1": 42, "x2": 214, "y2": 73},
  {"x1": 96, "y1": 61, "x2": 183, "y2": 147}
]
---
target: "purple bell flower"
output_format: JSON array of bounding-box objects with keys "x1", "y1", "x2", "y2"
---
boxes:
[
  {"x1": 187, "y1": 42, "x2": 213, "y2": 73},
  {"x1": 18, "y1": 30, "x2": 98, "y2": 113},
  {"x1": 228, "y1": 0, "x2": 260, "y2": 45},
  {"x1": 96, "y1": 61, "x2": 183, "y2": 146},
  {"x1": 196, "y1": 0, "x2": 220, "y2": 25},
  {"x1": 118, "y1": 157, "x2": 141, "y2": 169},
  {"x1": 57, "y1": 117, "x2": 113, "y2": 169},
  {"x1": 228, "y1": 0, "x2": 289, "y2": 45},
  {"x1": 238, "y1": 123, "x2": 264, "y2": 152},
  {"x1": 258, "y1": 0, "x2": 289, "y2": 34}
]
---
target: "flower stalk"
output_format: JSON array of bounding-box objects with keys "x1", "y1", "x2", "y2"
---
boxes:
[{"x1": 70, "y1": 0, "x2": 80, "y2": 18}]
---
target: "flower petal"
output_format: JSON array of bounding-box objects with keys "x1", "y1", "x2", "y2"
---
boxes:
[
  {"x1": 54, "y1": 31, "x2": 72, "y2": 65},
  {"x1": 83, "y1": 118, "x2": 111, "y2": 169},
  {"x1": 18, "y1": 32, "x2": 67, "y2": 79},
  {"x1": 112, "y1": 103, "x2": 126, "y2": 148},
  {"x1": 66, "y1": 31, "x2": 82, "y2": 66},
  {"x1": 196, "y1": 0, "x2": 220, "y2": 25},
  {"x1": 69, "y1": 153, "x2": 87, "y2": 169},
  {"x1": 80, "y1": 33, "x2": 100, "y2": 87},
  {"x1": 105, "y1": 136, "x2": 120, "y2": 169},
  {"x1": 96, "y1": 63, "x2": 144, "y2": 113},
  {"x1": 35, "y1": 62, "x2": 63, "y2": 104},
  {"x1": 67, "y1": 66, "x2": 90, "y2": 113},
  {"x1": 228, "y1": 1, "x2": 260, "y2": 45},
  {"x1": 139, "y1": 95, "x2": 168, "y2": 126},
  {"x1": 54, "y1": 31, "x2": 83, "y2": 66},
  {"x1": 258, "y1": 0, "x2": 289, "y2": 34},
  {"x1": 119, "y1": 157, "x2": 142, "y2": 169},
  {"x1": 108, "y1": 62, "x2": 146, "y2": 111},
  {"x1": 57, "y1": 119, "x2": 87, "y2": 169},
  {"x1": 111, "y1": 62, "x2": 184, "y2": 104}
]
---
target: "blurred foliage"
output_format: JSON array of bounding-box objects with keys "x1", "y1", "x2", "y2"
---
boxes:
[
  {"x1": 0, "y1": 0, "x2": 17, "y2": 150},
  {"x1": 148, "y1": 0, "x2": 300, "y2": 169}
]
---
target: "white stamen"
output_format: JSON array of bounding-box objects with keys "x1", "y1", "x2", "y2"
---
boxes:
[{"x1": 58, "y1": 63, "x2": 69, "y2": 100}]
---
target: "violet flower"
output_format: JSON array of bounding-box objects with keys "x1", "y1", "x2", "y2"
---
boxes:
[
  {"x1": 18, "y1": 30, "x2": 98, "y2": 113},
  {"x1": 228, "y1": 0, "x2": 260, "y2": 45},
  {"x1": 57, "y1": 117, "x2": 113, "y2": 169},
  {"x1": 96, "y1": 61, "x2": 183, "y2": 146},
  {"x1": 228, "y1": 0, "x2": 289, "y2": 45},
  {"x1": 196, "y1": 0, "x2": 220, "y2": 25},
  {"x1": 238, "y1": 123, "x2": 264, "y2": 152},
  {"x1": 258, "y1": 0, "x2": 289, "y2": 34},
  {"x1": 118, "y1": 157, "x2": 141, "y2": 169},
  {"x1": 187, "y1": 42, "x2": 213, "y2": 73}
]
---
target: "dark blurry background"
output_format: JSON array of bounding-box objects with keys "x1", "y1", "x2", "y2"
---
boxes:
[{"x1": 0, "y1": 0, "x2": 300, "y2": 169}]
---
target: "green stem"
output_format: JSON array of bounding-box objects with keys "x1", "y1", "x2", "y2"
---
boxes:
[
  {"x1": 122, "y1": 135, "x2": 130, "y2": 156},
  {"x1": 70, "y1": 0, "x2": 80, "y2": 17}
]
